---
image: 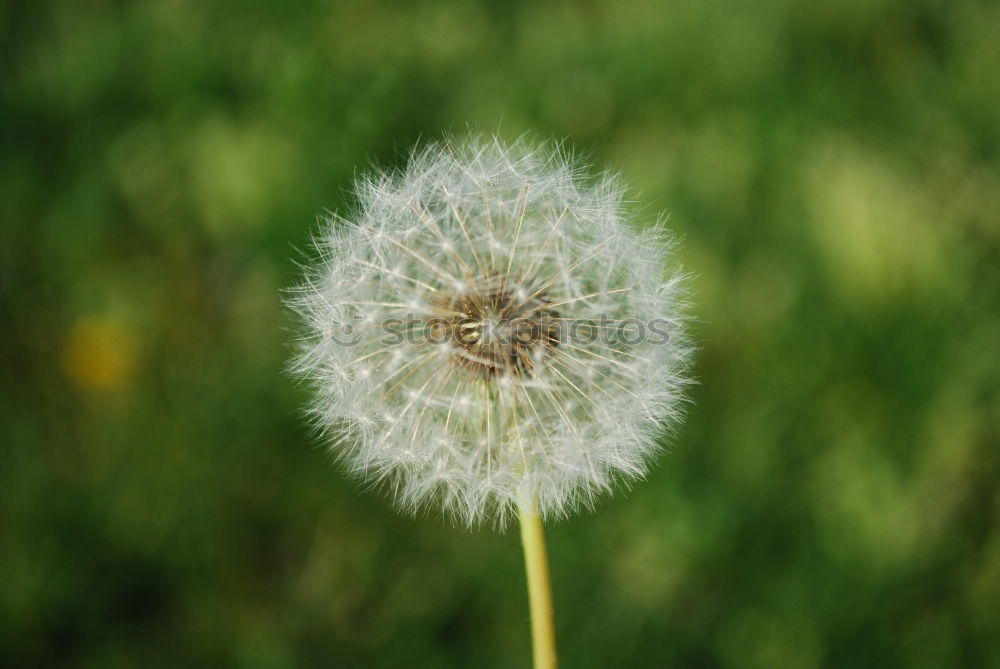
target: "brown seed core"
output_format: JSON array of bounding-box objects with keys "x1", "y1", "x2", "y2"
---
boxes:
[{"x1": 431, "y1": 274, "x2": 559, "y2": 379}]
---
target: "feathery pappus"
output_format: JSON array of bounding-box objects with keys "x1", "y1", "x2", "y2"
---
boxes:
[{"x1": 288, "y1": 135, "x2": 691, "y2": 526}]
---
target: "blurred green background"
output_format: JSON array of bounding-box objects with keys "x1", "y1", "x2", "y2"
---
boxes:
[{"x1": 3, "y1": 0, "x2": 999, "y2": 667}]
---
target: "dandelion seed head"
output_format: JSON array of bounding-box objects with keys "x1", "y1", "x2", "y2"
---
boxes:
[{"x1": 289, "y1": 134, "x2": 692, "y2": 526}]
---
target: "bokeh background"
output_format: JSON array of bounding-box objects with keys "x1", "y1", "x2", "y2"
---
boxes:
[{"x1": 3, "y1": 0, "x2": 999, "y2": 667}]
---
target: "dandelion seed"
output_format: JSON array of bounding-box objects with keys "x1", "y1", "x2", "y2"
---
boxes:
[{"x1": 288, "y1": 134, "x2": 691, "y2": 527}]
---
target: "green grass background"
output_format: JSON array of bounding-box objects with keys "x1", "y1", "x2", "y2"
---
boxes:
[{"x1": 3, "y1": 0, "x2": 999, "y2": 667}]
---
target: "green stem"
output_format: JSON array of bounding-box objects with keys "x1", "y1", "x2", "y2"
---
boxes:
[{"x1": 518, "y1": 500, "x2": 558, "y2": 669}]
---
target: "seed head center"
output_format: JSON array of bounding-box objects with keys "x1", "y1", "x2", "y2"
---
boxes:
[{"x1": 433, "y1": 274, "x2": 560, "y2": 379}]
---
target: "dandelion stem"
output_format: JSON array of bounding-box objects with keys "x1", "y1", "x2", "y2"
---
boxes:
[{"x1": 519, "y1": 501, "x2": 557, "y2": 669}]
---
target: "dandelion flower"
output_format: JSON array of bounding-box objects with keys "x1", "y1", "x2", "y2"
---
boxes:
[
  {"x1": 290, "y1": 134, "x2": 692, "y2": 668},
  {"x1": 289, "y1": 135, "x2": 691, "y2": 527}
]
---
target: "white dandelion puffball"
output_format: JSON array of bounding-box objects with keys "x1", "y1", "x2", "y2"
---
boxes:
[{"x1": 290, "y1": 135, "x2": 691, "y2": 526}]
